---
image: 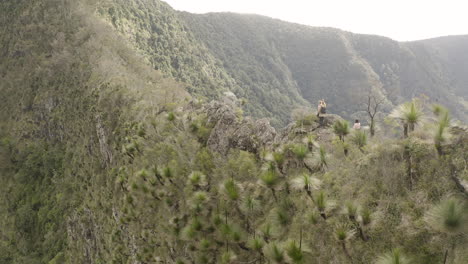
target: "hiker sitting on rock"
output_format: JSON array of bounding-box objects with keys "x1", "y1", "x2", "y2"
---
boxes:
[{"x1": 353, "y1": 119, "x2": 361, "y2": 130}]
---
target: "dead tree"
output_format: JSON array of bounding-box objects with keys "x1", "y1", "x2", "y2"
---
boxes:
[{"x1": 364, "y1": 92, "x2": 385, "y2": 137}]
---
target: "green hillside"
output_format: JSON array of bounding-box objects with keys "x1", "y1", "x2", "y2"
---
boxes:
[
  {"x1": 179, "y1": 12, "x2": 468, "y2": 123},
  {"x1": 94, "y1": 0, "x2": 309, "y2": 126},
  {"x1": 0, "y1": 0, "x2": 467, "y2": 264}
]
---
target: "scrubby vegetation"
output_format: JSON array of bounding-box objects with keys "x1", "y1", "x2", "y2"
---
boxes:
[{"x1": 0, "y1": 0, "x2": 467, "y2": 264}]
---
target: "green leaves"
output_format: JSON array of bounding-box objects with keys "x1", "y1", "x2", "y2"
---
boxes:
[
  {"x1": 264, "y1": 243, "x2": 284, "y2": 263},
  {"x1": 187, "y1": 171, "x2": 207, "y2": 187},
  {"x1": 334, "y1": 223, "x2": 355, "y2": 242},
  {"x1": 273, "y1": 151, "x2": 285, "y2": 167},
  {"x1": 426, "y1": 198, "x2": 466, "y2": 235},
  {"x1": 350, "y1": 130, "x2": 367, "y2": 150},
  {"x1": 290, "y1": 173, "x2": 321, "y2": 192},
  {"x1": 292, "y1": 144, "x2": 308, "y2": 161},
  {"x1": 167, "y1": 112, "x2": 176, "y2": 121},
  {"x1": 376, "y1": 248, "x2": 411, "y2": 264},
  {"x1": 260, "y1": 170, "x2": 279, "y2": 189},
  {"x1": 433, "y1": 106, "x2": 451, "y2": 155},
  {"x1": 248, "y1": 237, "x2": 264, "y2": 251},
  {"x1": 286, "y1": 240, "x2": 304, "y2": 263},
  {"x1": 222, "y1": 179, "x2": 241, "y2": 201},
  {"x1": 333, "y1": 120, "x2": 350, "y2": 141},
  {"x1": 390, "y1": 100, "x2": 423, "y2": 133}
]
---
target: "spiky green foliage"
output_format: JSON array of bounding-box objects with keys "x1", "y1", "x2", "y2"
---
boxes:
[
  {"x1": 360, "y1": 207, "x2": 372, "y2": 226},
  {"x1": 188, "y1": 171, "x2": 208, "y2": 187},
  {"x1": 222, "y1": 179, "x2": 241, "y2": 201},
  {"x1": 220, "y1": 251, "x2": 237, "y2": 264},
  {"x1": 248, "y1": 237, "x2": 265, "y2": 251},
  {"x1": 376, "y1": 249, "x2": 411, "y2": 264},
  {"x1": 260, "y1": 170, "x2": 279, "y2": 189},
  {"x1": 273, "y1": 151, "x2": 285, "y2": 167},
  {"x1": 312, "y1": 145, "x2": 328, "y2": 170},
  {"x1": 163, "y1": 166, "x2": 174, "y2": 179},
  {"x1": 292, "y1": 144, "x2": 308, "y2": 161},
  {"x1": 190, "y1": 191, "x2": 210, "y2": 210},
  {"x1": 426, "y1": 198, "x2": 467, "y2": 235},
  {"x1": 334, "y1": 223, "x2": 355, "y2": 242},
  {"x1": 390, "y1": 100, "x2": 423, "y2": 134},
  {"x1": 344, "y1": 202, "x2": 358, "y2": 220},
  {"x1": 433, "y1": 106, "x2": 451, "y2": 155},
  {"x1": 285, "y1": 240, "x2": 304, "y2": 263},
  {"x1": 1, "y1": 1, "x2": 467, "y2": 262},
  {"x1": 264, "y1": 243, "x2": 285, "y2": 263},
  {"x1": 333, "y1": 120, "x2": 350, "y2": 141},
  {"x1": 290, "y1": 173, "x2": 321, "y2": 193},
  {"x1": 351, "y1": 130, "x2": 367, "y2": 150},
  {"x1": 167, "y1": 112, "x2": 176, "y2": 121}
]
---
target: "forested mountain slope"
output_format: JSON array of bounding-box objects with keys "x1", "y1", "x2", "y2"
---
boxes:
[
  {"x1": 0, "y1": 0, "x2": 467, "y2": 264},
  {"x1": 179, "y1": 12, "x2": 468, "y2": 123},
  {"x1": 87, "y1": 1, "x2": 468, "y2": 125},
  {"x1": 94, "y1": 0, "x2": 308, "y2": 126},
  {"x1": 0, "y1": 0, "x2": 188, "y2": 262}
]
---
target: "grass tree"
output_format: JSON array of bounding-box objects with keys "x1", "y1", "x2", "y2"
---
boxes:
[
  {"x1": 376, "y1": 248, "x2": 411, "y2": 264},
  {"x1": 333, "y1": 120, "x2": 350, "y2": 142},
  {"x1": 273, "y1": 151, "x2": 285, "y2": 172},
  {"x1": 292, "y1": 144, "x2": 308, "y2": 164},
  {"x1": 241, "y1": 195, "x2": 261, "y2": 233},
  {"x1": 426, "y1": 198, "x2": 467, "y2": 264},
  {"x1": 357, "y1": 206, "x2": 372, "y2": 241},
  {"x1": 390, "y1": 100, "x2": 423, "y2": 137},
  {"x1": 334, "y1": 223, "x2": 355, "y2": 262},
  {"x1": 163, "y1": 166, "x2": 175, "y2": 184},
  {"x1": 285, "y1": 240, "x2": 304, "y2": 264},
  {"x1": 220, "y1": 251, "x2": 236, "y2": 264},
  {"x1": 275, "y1": 208, "x2": 291, "y2": 227},
  {"x1": 290, "y1": 173, "x2": 322, "y2": 201},
  {"x1": 248, "y1": 236, "x2": 265, "y2": 252},
  {"x1": 316, "y1": 191, "x2": 334, "y2": 219},
  {"x1": 259, "y1": 170, "x2": 280, "y2": 201},
  {"x1": 221, "y1": 179, "x2": 241, "y2": 201},
  {"x1": 433, "y1": 105, "x2": 451, "y2": 156},
  {"x1": 303, "y1": 134, "x2": 317, "y2": 151},
  {"x1": 350, "y1": 130, "x2": 367, "y2": 152},
  {"x1": 344, "y1": 202, "x2": 369, "y2": 241},
  {"x1": 187, "y1": 171, "x2": 207, "y2": 189},
  {"x1": 189, "y1": 191, "x2": 210, "y2": 212},
  {"x1": 312, "y1": 145, "x2": 328, "y2": 171},
  {"x1": 167, "y1": 111, "x2": 176, "y2": 121},
  {"x1": 264, "y1": 243, "x2": 285, "y2": 263}
]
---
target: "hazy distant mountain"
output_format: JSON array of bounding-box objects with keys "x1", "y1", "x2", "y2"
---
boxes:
[
  {"x1": 90, "y1": 1, "x2": 467, "y2": 125},
  {"x1": 178, "y1": 12, "x2": 467, "y2": 123}
]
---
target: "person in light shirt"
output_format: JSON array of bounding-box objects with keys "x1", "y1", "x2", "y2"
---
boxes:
[{"x1": 353, "y1": 119, "x2": 361, "y2": 130}]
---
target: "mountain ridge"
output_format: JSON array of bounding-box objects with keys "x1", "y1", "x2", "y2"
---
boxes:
[
  {"x1": 178, "y1": 11, "x2": 468, "y2": 124},
  {"x1": 0, "y1": 1, "x2": 467, "y2": 263}
]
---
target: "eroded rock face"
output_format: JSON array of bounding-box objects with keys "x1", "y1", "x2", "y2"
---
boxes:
[
  {"x1": 203, "y1": 100, "x2": 276, "y2": 155},
  {"x1": 201, "y1": 99, "x2": 344, "y2": 155}
]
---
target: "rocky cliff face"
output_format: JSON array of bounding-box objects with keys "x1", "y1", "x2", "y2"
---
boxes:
[{"x1": 200, "y1": 95, "x2": 343, "y2": 156}]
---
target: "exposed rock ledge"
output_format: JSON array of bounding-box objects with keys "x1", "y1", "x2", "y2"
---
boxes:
[{"x1": 201, "y1": 99, "x2": 342, "y2": 155}]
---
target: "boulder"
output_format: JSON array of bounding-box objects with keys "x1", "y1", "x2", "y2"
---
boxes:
[{"x1": 203, "y1": 100, "x2": 276, "y2": 155}]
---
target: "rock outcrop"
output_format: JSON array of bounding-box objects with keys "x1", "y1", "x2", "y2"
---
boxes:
[
  {"x1": 203, "y1": 100, "x2": 276, "y2": 155},
  {"x1": 202, "y1": 98, "x2": 343, "y2": 155}
]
